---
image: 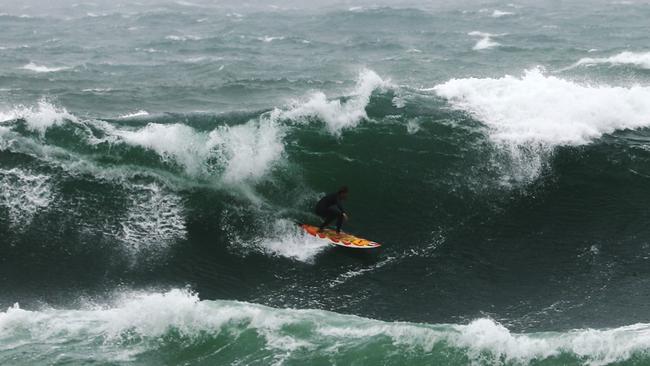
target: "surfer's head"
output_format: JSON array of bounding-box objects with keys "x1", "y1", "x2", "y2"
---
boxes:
[{"x1": 338, "y1": 185, "x2": 349, "y2": 200}]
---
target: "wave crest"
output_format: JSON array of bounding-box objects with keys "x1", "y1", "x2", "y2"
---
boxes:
[
  {"x1": 279, "y1": 69, "x2": 390, "y2": 135},
  {"x1": 566, "y1": 51, "x2": 650, "y2": 70},
  {"x1": 3, "y1": 289, "x2": 650, "y2": 365}
]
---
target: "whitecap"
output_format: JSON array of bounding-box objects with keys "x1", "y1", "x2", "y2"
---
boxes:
[
  {"x1": 21, "y1": 62, "x2": 70, "y2": 73},
  {"x1": 0, "y1": 99, "x2": 77, "y2": 134},
  {"x1": 278, "y1": 69, "x2": 391, "y2": 135},
  {"x1": 492, "y1": 9, "x2": 515, "y2": 17},
  {"x1": 431, "y1": 67, "x2": 650, "y2": 181},
  {"x1": 566, "y1": 51, "x2": 650, "y2": 70},
  {"x1": 118, "y1": 110, "x2": 149, "y2": 119},
  {"x1": 468, "y1": 31, "x2": 502, "y2": 50}
]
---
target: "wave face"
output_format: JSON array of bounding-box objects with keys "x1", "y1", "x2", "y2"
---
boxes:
[{"x1": 4, "y1": 1, "x2": 650, "y2": 365}]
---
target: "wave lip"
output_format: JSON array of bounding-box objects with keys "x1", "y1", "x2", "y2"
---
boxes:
[
  {"x1": 0, "y1": 99, "x2": 77, "y2": 134},
  {"x1": 3, "y1": 289, "x2": 650, "y2": 365},
  {"x1": 21, "y1": 62, "x2": 70, "y2": 73},
  {"x1": 278, "y1": 69, "x2": 391, "y2": 135},
  {"x1": 432, "y1": 67, "x2": 650, "y2": 146},
  {"x1": 566, "y1": 51, "x2": 650, "y2": 70},
  {"x1": 112, "y1": 118, "x2": 284, "y2": 183}
]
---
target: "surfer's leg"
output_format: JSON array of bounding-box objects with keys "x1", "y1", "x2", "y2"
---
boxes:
[
  {"x1": 319, "y1": 206, "x2": 342, "y2": 232},
  {"x1": 328, "y1": 206, "x2": 343, "y2": 233},
  {"x1": 319, "y1": 216, "x2": 334, "y2": 231},
  {"x1": 335, "y1": 213, "x2": 343, "y2": 233}
]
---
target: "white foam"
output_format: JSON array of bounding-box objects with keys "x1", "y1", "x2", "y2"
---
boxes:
[
  {"x1": 492, "y1": 9, "x2": 515, "y2": 17},
  {"x1": 114, "y1": 118, "x2": 284, "y2": 183},
  {"x1": 329, "y1": 256, "x2": 395, "y2": 287},
  {"x1": 406, "y1": 119, "x2": 421, "y2": 134},
  {"x1": 21, "y1": 62, "x2": 70, "y2": 73},
  {"x1": 207, "y1": 118, "x2": 285, "y2": 183},
  {"x1": 432, "y1": 67, "x2": 650, "y2": 146},
  {"x1": 3, "y1": 290, "x2": 650, "y2": 365},
  {"x1": 0, "y1": 168, "x2": 53, "y2": 228},
  {"x1": 81, "y1": 88, "x2": 113, "y2": 93},
  {"x1": 468, "y1": 31, "x2": 501, "y2": 50},
  {"x1": 318, "y1": 316, "x2": 650, "y2": 365},
  {"x1": 118, "y1": 110, "x2": 149, "y2": 119},
  {"x1": 183, "y1": 56, "x2": 224, "y2": 64},
  {"x1": 567, "y1": 51, "x2": 650, "y2": 70},
  {"x1": 118, "y1": 183, "x2": 186, "y2": 259},
  {"x1": 135, "y1": 47, "x2": 161, "y2": 53},
  {"x1": 255, "y1": 219, "x2": 330, "y2": 263},
  {"x1": 164, "y1": 35, "x2": 202, "y2": 41},
  {"x1": 115, "y1": 123, "x2": 209, "y2": 175},
  {"x1": 451, "y1": 318, "x2": 650, "y2": 365},
  {"x1": 0, "y1": 289, "x2": 310, "y2": 357},
  {"x1": 258, "y1": 36, "x2": 285, "y2": 43},
  {"x1": 279, "y1": 69, "x2": 390, "y2": 135},
  {"x1": 1, "y1": 100, "x2": 77, "y2": 135}
]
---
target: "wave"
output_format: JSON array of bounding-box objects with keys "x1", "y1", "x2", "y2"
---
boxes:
[
  {"x1": 1, "y1": 99, "x2": 285, "y2": 185},
  {"x1": 109, "y1": 119, "x2": 285, "y2": 183},
  {"x1": 20, "y1": 62, "x2": 70, "y2": 73},
  {"x1": 1, "y1": 67, "x2": 387, "y2": 186},
  {"x1": 430, "y1": 67, "x2": 650, "y2": 182},
  {"x1": 0, "y1": 99, "x2": 77, "y2": 134},
  {"x1": 432, "y1": 67, "x2": 650, "y2": 147},
  {"x1": 2, "y1": 289, "x2": 649, "y2": 365},
  {"x1": 278, "y1": 69, "x2": 391, "y2": 135},
  {"x1": 565, "y1": 51, "x2": 650, "y2": 70},
  {"x1": 468, "y1": 31, "x2": 502, "y2": 50}
]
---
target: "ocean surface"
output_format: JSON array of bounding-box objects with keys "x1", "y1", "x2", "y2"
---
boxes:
[{"x1": 2, "y1": 0, "x2": 650, "y2": 364}]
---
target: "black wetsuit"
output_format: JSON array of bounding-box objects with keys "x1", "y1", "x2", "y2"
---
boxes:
[{"x1": 315, "y1": 192, "x2": 346, "y2": 232}]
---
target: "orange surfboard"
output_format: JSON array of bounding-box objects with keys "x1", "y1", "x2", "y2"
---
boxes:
[{"x1": 297, "y1": 223, "x2": 381, "y2": 249}]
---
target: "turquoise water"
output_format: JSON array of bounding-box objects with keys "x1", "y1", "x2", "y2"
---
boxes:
[{"x1": 3, "y1": 0, "x2": 650, "y2": 364}]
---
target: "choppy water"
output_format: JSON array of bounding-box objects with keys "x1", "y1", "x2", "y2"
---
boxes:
[{"x1": 3, "y1": 0, "x2": 650, "y2": 364}]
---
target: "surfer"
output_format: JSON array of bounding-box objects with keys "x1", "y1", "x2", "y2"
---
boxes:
[{"x1": 315, "y1": 186, "x2": 349, "y2": 233}]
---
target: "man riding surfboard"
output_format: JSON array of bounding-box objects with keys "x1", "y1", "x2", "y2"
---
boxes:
[{"x1": 315, "y1": 186, "x2": 349, "y2": 234}]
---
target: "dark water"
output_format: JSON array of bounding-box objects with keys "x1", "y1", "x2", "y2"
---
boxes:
[{"x1": 3, "y1": 0, "x2": 650, "y2": 364}]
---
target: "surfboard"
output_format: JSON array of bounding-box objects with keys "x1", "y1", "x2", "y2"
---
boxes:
[{"x1": 297, "y1": 222, "x2": 381, "y2": 249}]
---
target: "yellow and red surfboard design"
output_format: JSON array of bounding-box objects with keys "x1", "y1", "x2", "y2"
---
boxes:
[{"x1": 298, "y1": 223, "x2": 381, "y2": 249}]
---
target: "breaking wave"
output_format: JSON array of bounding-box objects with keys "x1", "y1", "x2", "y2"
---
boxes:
[{"x1": 2, "y1": 289, "x2": 650, "y2": 366}]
